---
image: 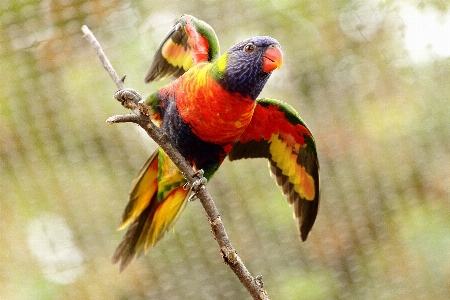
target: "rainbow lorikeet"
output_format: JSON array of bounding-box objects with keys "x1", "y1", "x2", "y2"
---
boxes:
[{"x1": 112, "y1": 15, "x2": 320, "y2": 270}]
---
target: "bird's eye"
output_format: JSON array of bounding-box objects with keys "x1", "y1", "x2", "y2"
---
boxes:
[{"x1": 243, "y1": 43, "x2": 255, "y2": 53}]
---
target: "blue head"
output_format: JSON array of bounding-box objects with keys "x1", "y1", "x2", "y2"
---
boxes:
[{"x1": 214, "y1": 36, "x2": 282, "y2": 100}]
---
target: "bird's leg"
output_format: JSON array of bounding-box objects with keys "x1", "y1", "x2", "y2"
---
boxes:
[
  {"x1": 183, "y1": 169, "x2": 208, "y2": 201},
  {"x1": 191, "y1": 169, "x2": 207, "y2": 191},
  {"x1": 114, "y1": 88, "x2": 142, "y2": 109}
]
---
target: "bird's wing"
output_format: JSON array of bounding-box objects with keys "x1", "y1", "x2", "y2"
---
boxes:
[
  {"x1": 229, "y1": 98, "x2": 320, "y2": 241},
  {"x1": 145, "y1": 14, "x2": 220, "y2": 83}
]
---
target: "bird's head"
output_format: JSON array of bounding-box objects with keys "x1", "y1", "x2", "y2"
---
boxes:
[{"x1": 213, "y1": 36, "x2": 283, "y2": 100}]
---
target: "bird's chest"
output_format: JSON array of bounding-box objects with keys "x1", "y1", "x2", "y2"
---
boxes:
[{"x1": 175, "y1": 79, "x2": 256, "y2": 145}]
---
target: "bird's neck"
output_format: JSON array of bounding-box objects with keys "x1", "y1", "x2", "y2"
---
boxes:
[{"x1": 211, "y1": 52, "x2": 271, "y2": 100}]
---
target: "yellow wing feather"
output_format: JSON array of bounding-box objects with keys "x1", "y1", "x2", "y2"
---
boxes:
[{"x1": 112, "y1": 148, "x2": 189, "y2": 270}]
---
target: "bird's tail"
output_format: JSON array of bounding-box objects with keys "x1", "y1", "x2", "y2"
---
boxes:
[{"x1": 112, "y1": 148, "x2": 189, "y2": 271}]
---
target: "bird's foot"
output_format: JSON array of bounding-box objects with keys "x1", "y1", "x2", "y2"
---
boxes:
[
  {"x1": 114, "y1": 88, "x2": 142, "y2": 109},
  {"x1": 183, "y1": 170, "x2": 207, "y2": 201}
]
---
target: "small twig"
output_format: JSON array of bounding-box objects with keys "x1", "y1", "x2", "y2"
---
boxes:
[
  {"x1": 82, "y1": 25, "x2": 269, "y2": 300},
  {"x1": 81, "y1": 25, "x2": 126, "y2": 90}
]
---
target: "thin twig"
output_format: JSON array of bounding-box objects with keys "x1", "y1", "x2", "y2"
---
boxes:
[
  {"x1": 81, "y1": 25, "x2": 125, "y2": 90},
  {"x1": 82, "y1": 25, "x2": 269, "y2": 300}
]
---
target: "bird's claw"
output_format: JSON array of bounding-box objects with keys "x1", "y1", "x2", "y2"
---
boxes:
[
  {"x1": 114, "y1": 88, "x2": 142, "y2": 109},
  {"x1": 183, "y1": 170, "x2": 207, "y2": 201},
  {"x1": 137, "y1": 100, "x2": 151, "y2": 117}
]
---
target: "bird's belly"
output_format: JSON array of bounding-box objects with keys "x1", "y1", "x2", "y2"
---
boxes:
[{"x1": 161, "y1": 101, "x2": 227, "y2": 178}]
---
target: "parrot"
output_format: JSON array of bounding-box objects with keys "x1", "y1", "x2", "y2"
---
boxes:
[{"x1": 112, "y1": 14, "x2": 320, "y2": 270}]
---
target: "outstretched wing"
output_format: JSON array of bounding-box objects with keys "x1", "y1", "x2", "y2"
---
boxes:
[
  {"x1": 229, "y1": 98, "x2": 320, "y2": 241},
  {"x1": 145, "y1": 14, "x2": 220, "y2": 83}
]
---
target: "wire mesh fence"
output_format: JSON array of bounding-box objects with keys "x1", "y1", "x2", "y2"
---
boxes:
[{"x1": 1, "y1": 0, "x2": 449, "y2": 299}]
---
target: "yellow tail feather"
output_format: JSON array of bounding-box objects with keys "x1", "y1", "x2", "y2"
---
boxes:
[
  {"x1": 118, "y1": 150, "x2": 159, "y2": 231},
  {"x1": 112, "y1": 148, "x2": 189, "y2": 271},
  {"x1": 141, "y1": 187, "x2": 189, "y2": 251}
]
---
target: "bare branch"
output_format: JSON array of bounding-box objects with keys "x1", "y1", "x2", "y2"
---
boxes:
[
  {"x1": 82, "y1": 25, "x2": 269, "y2": 300},
  {"x1": 106, "y1": 114, "x2": 139, "y2": 124},
  {"x1": 81, "y1": 25, "x2": 126, "y2": 90}
]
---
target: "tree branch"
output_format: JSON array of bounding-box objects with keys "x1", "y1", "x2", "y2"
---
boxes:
[{"x1": 82, "y1": 25, "x2": 269, "y2": 300}]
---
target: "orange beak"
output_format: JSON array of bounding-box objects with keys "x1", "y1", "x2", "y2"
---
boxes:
[{"x1": 262, "y1": 45, "x2": 283, "y2": 73}]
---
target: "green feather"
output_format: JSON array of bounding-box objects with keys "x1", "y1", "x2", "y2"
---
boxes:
[{"x1": 192, "y1": 17, "x2": 220, "y2": 61}]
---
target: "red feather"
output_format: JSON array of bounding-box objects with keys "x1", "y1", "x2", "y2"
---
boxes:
[{"x1": 166, "y1": 63, "x2": 256, "y2": 145}]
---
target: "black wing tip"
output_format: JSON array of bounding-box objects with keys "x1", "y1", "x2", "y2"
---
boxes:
[
  {"x1": 111, "y1": 239, "x2": 136, "y2": 272},
  {"x1": 299, "y1": 212, "x2": 317, "y2": 242},
  {"x1": 300, "y1": 230, "x2": 309, "y2": 242},
  {"x1": 144, "y1": 74, "x2": 153, "y2": 83},
  {"x1": 299, "y1": 193, "x2": 320, "y2": 242},
  {"x1": 268, "y1": 160, "x2": 319, "y2": 243},
  {"x1": 111, "y1": 221, "x2": 140, "y2": 272},
  {"x1": 112, "y1": 199, "x2": 155, "y2": 272}
]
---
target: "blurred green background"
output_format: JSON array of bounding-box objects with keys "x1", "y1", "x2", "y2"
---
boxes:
[{"x1": 1, "y1": 0, "x2": 449, "y2": 299}]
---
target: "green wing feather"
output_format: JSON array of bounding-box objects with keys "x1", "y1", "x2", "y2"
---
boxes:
[
  {"x1": 145, "y1": 14, "x2": 220, "y2": 82},
  {"x1": 229, "y1": 98, "x2": 320, "y2": 241}
]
